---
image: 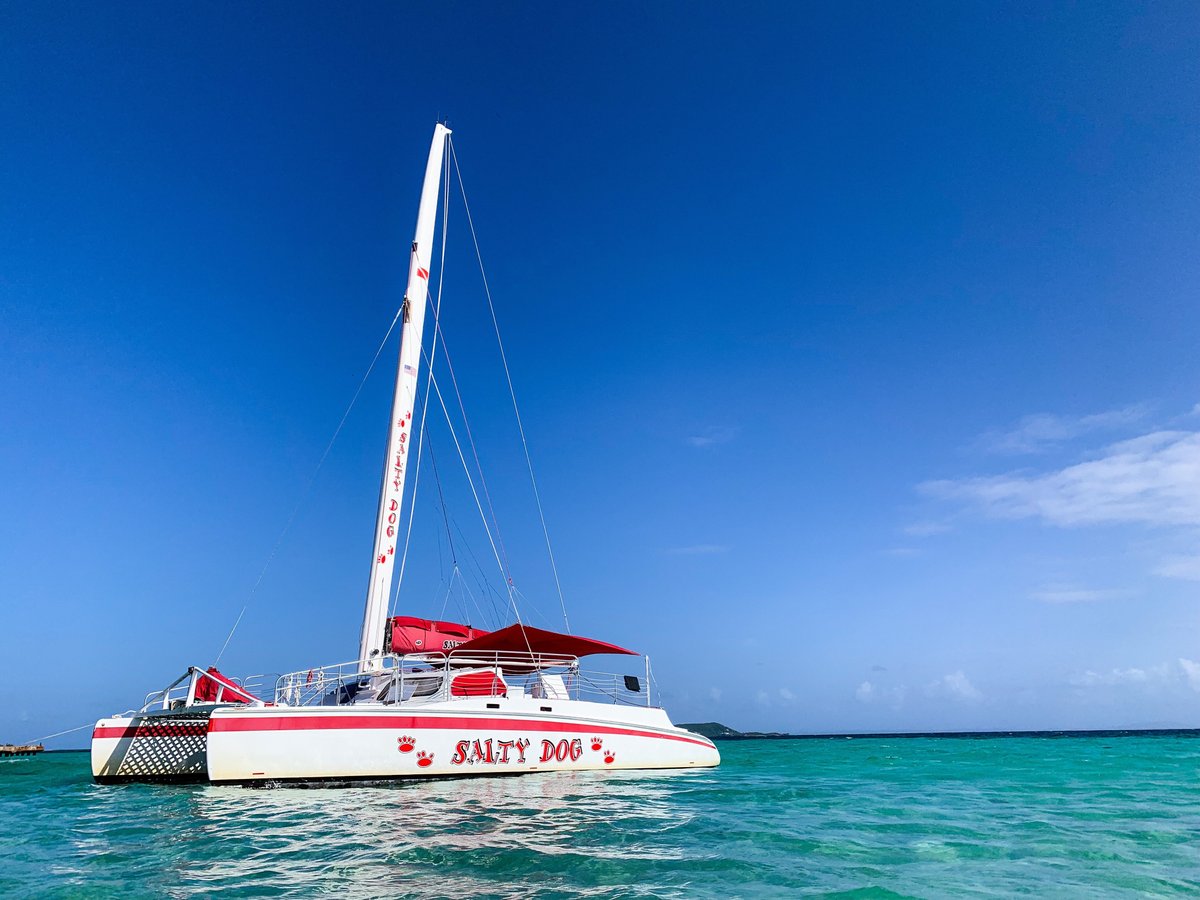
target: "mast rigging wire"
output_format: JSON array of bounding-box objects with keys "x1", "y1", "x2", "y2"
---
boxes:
[
  {"x1": 449, "y1": 137, "x2": 571, "y2": 634},
  {"x1": 24, "y1": 722, "x2": 94, "y2": 744},
  {"x1": 449, "y1": 510, "x2": 507, "y2": 626},
  {"x1": 214, "y1": 305, "x2": 405, "y2": 665},
  {"x1": 430, "y1": 318, "x2": 516, "y2": 588},
  {"x1": 422, "y1": 353, "x2": 524, "y2": 626},
  {"x1": 426, "y1": 437, "x2": 458, "y2": 574}
]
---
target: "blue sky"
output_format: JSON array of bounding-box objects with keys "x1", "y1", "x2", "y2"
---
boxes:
[{"x1": 3, "y1": 3, "x2": 1200, "y2": 743}]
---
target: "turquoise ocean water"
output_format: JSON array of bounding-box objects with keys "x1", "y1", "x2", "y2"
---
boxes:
[{"x1": 4, "y1": 735, "x2": 1200, "y2": 898}]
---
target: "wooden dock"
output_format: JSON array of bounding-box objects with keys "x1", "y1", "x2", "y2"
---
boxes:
[{"x1": 0, "y1": 744, "x2": 44, "y2": 757}]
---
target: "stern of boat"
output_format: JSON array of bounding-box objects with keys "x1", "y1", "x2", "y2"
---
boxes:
[
  {"x1": 91, "y1": 665, "x2": 262, "y2": 784},
  {"x1": 91, "y1": 710, "x2": 212, "y2": 783}
]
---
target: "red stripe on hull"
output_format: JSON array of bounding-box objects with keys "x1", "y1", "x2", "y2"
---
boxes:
[
  {"x1": 93, "y1": 724, "x2": 208, "y2": 739},
  {"x1": 208, "y1": 714, "x2": 713, "y2": 749}
]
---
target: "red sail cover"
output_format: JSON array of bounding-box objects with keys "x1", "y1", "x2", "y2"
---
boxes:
[
  {"x1": 452, "y1": 623, "x2": 637, "y2": 659},
  {"x1": 388, "y1": 616, "x2": 490, "y2": 655},
  {"x1": 194, "y1": 667, "x2": 258, "y2": 704}
]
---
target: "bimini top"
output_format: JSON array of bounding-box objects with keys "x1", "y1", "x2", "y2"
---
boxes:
[{"x1": 452, "y1": 623, "x2": 637, "y2": 660}]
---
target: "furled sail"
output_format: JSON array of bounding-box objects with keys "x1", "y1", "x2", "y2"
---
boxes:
[
  {"x1": 358, "y1": 123, "x2": 451, "y2": 672},
  {"x1": 387, "y1": 616, "x2": 489, "y2": 655}
]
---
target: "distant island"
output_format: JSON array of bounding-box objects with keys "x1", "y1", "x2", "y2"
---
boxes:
[
  {"x1": 681, "y1": 722, "x2": 783, "y2": 739},
  {"x1": 681, "y1": 722, "x2": 828, "y2": 740}
]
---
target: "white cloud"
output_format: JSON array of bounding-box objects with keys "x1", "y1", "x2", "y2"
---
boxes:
[
  {"x1": 1180, "y1": 659, "x2": 1200, "y2": 692},
  {"x1": 755, "y1": 690, "x2": 771, "y2": 707},
  {"x1": 979, "y1": 405, "x2": 1147, "y2": 454},
  {"x1": 778, "y1": 687, "x2": 796, "y2": 702},
  {"x1": 1154, "y1": 555, "x2": 1200, "y2": 581},
  {"x1": 927, "y1": 670, "x2": 982, "y2": 702},
  {"x1": 923, "y1": 430, "x2": 1200, "y2": 528},
  {"x1": 1030, "y1": 585, "x2": 1134, "y2": 604},
  {"x1": 1065, "y1": 659, "x2": 1200, "y2": 692},
  {"x1": 855, "y1": 680, "x2": 907, "y2": 708},
  {"x1": 708, "y1": 687, "x2": 723, "y2": 703},
  {"x1": 1070, "y1": 667, "x2": 1158, "y2": 687},
  {"x1": 665, "y1": 544, "x2": 729, "y2": 556},
  {"x1": 686, "y1": 426, "x2": 737, "y2": 448},
  {"x1": 902, "y1": 521, "x2": 951, "y2": 537},
  {"x1": 884, "y1": 546, "x2": 922, "y2": 558}
]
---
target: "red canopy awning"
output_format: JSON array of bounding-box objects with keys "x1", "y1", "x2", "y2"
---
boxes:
[{"x1": 451, "y1": 623, "x2": 637, "y2": 660}]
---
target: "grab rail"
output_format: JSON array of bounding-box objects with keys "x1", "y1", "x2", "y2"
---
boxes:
[{"x1": 273, "y1": 652, "x2": 653, "y2": 709}]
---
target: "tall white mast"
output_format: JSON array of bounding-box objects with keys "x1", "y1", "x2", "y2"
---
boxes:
[{"x1": 358, "y1": 123, "x2": 451, "y2": 672}]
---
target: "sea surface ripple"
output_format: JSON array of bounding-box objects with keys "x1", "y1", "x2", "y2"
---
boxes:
[{"x1": 4, "y1": 735, "x2": 1200, "y2": 897}]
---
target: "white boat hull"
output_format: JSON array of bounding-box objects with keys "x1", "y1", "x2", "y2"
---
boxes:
[
  {"x1": 207, "y1": 697, "x2": 718, "y2": 785},
  {"x1": 91, "y1": 710, "x2": 214, "y2": 783}
]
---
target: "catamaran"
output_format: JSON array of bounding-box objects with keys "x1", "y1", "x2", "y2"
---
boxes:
[{"x1": 91, "y1": 123, "x2": 719, "y2": 785}]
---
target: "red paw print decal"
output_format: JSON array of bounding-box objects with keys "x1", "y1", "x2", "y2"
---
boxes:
[
  {"x1": 603, "y1": 751, "x2": 616, "y2": 765},
  {"x1": 416, "y1": 751, "x2": 434, "y2": 768},
  {"x1": 590, "y1": 737, "x2": 603, "y2": 751},
  {"x1": 397, "y1": 736, "x2": 416, "y2": 753}
]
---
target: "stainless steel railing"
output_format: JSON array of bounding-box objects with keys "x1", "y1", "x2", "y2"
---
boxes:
[{"x1": 272, "y1": 652, "x2": 653, "y2": 709}]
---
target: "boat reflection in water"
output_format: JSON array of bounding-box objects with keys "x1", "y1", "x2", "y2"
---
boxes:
[{"x1": 179, "y1": 770, "x2": 712, "y2": 895}]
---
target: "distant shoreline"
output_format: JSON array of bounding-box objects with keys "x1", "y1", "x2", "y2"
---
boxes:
[
  {"x1": 681, "y1": 723, "x2": 1200, "y2": 741},
  {"x1": 1, "y1": 748, "x2": 87, "y2": 754}
]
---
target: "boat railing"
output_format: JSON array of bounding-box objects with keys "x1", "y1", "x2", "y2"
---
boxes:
[
  {"x1": 565, "y1": 669, "x2": 650, "y2": 706},
  {"x1": 239, "y1": 673, "x2": 280, "y2": 698},
  {"x1": 140, "y1": 670, "x2": 197, "y2": 712},
  {"x1": 445, "y1": 650, "x2": 652, "y2": 707},
  {"x1": 273, "y1": 654, "x2": 511, "y2": 707},
  {"x1": 275, "y1": 658, "x2": 383, "y2": 708},
  {"x1": 273, "y1": 652, "x2": 653, "y2": 708},
  {"x1": 137, "y1": 667, "x2": 270, "y2": 713}
]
